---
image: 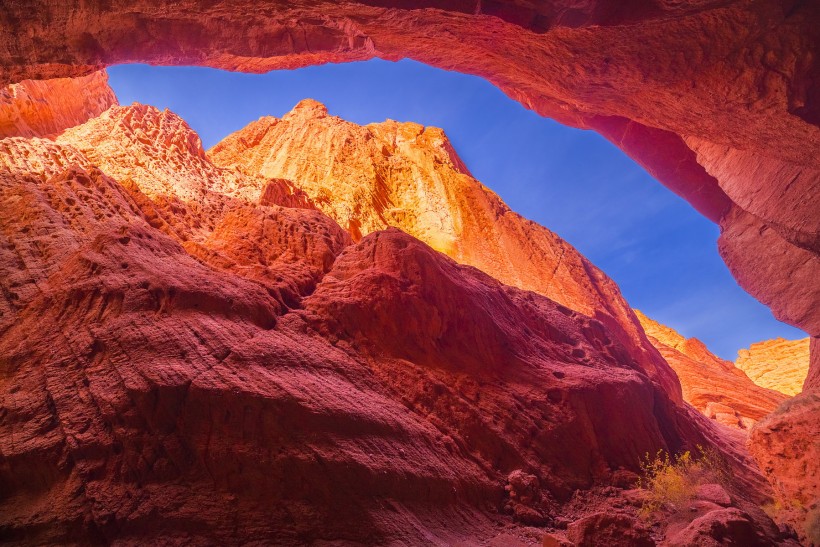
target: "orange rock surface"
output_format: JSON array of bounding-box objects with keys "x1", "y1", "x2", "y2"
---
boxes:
[
  {"x1": 54, "y1": 104, "x2": 314, "y2": 241},
  {"x1": 0, "y1": 88, "x2": 779, "y2": 543},
  {"x1": 2, "y1": 1, "x2": 819, "y2": 535},
  {"x1": 736, "y1": 338, "x2": 811, "y2": 397},
  {"x1": 748, "y1": 392, "x2": 820, "y2": 542},
  {"x1": 0, "y1": 71, "x2": 116, "y2": 138},
  {"x1": 209, "y1": 99, "x2": 680, "y2": 400},
  {"x1": 635, "y1": 311, "x2": 786, "y2": 430}
]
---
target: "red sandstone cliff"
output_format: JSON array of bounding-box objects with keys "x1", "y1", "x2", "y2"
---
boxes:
[
  {"x1": 736, "y1": 338, "x2": 811, "y2": 397},
  {"x1": 210, "y1": 102, "x2": 802, "y2": 437},
  {"x1": 0, "y1": 89, "x2": 784, "y2": 543},
  {"x1": 208, "y1": 100, "x2": 680, "y2": 401},
  {"x1": 635, "y1": 311, "x2": 787, "y2": 430},
  {"x1": 0, "y1": 71, "x2": 116, "y2": 139}
]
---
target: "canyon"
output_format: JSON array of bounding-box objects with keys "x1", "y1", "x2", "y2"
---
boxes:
[
  {"x1": 0, "y1": 0, "x2": 819, "y2": 544},
  {"x1": 207, "y1": 99, "x2": 800, "y2": 433},
  {"x1": 0, "y1": 72, "x2": 813, "y2": 544}
]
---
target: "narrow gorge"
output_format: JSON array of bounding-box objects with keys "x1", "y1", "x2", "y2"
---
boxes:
[{"x1": 1, "y1": 1, "x2": 818, "y2": 545}]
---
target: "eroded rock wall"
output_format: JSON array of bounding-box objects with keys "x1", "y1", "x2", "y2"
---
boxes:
[
  {"x1": 736, "y1": 337, "x2": 810, "y2": 397},
  {"x1": 0, "y1": 71, "x2": 116, "y2": 138},
  {"x1": 0, "y1": 99, "x2": 730, "y2": 544},
  {"x1": 208, "y1": 99, "x2": 681, "y2": 401},
  {"x1": 635, "y1": 311, "x2": 787, "y2": 430}
]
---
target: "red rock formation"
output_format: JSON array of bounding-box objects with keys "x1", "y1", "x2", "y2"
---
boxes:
[
  {"x1": 748, "y1": 393, "x2": 820, "y2": 544},
  {"x1": 0, "y1": 114, "x2": 733, "y2": 543},
  {"x1": 635, "y1": 311, "x2": 787, "y2": 430},
  {"x1": 736, "y1": 338, "x2": 811, "y2": 397},
  {"x1": 0, "y1": 85, "x2": 783, "y2": 542},
  {"x1": 0, "y1": 0, "x2": 816, "y2": 357},
  {"x1": 209, "y1": 100, "x2": 680, "y2": 401},
  {"x1": 0, "y1": 71, "x2": 116, "y2": 138},
  {"x1": 2, "y1": 2, "x2": 819, "y2": 534}
]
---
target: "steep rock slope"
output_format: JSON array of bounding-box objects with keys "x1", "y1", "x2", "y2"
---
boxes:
[
  {"x1": 0, "y1": 97, "x2": 780, "y2": 543},
  {"x1": 0, "y1": 71, "x2": 116, "y2": 138},
  {"x1": 736, "y1": 338, "x2": 811, "y2": 397},
  {"x1": 635, "y1": 311, "x2": 787, "y2": 430},
  {"x1": 2, "y1": 0, "x2": 819, "y2": 537},
  {"x1": 209, "y1": 100, "x2": 680, "y2": 401}
]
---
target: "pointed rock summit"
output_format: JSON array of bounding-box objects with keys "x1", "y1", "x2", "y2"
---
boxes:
[
  {"x1": 208, "y1": 100, "x2": 682, "y2": 400},
  {"x1": 283, "y1": 98, "x2": 329, "y2": 119}
]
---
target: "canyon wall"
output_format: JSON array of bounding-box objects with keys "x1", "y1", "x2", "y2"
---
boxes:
[
  {"x1": 1, "y1": 96, "x2": 761, "y2": 544},
  {"x1": 209, "y1": 100, "x2": 808, "y2": 435},
  {"x1": 635, "y1": 311, "x2": 786, "y2": 430},
  {"x1": 0, "y1": 71, "x2": 116, "y2": 139},
  {"x1": 1, "y1": 0, "x2": 818, "y2": 541},
  {"x1": 736, "y1": 337, "x2": 811, "y2": 397}
]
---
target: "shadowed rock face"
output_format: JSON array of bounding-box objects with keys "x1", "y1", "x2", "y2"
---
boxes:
[
  {"x1": 0, "y1": 0, "x2": 817, "y2": 353},
  {"x1": 1, "y1": 2, "x2": 818, "y2": 539}
]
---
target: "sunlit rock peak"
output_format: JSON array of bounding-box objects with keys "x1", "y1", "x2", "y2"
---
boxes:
[
  {"x1": 736, "y1": 337, "x2": 811, "y2": 397},
  {"x1": 208, "y1": 99, "x2": 683, "y2": 400}
]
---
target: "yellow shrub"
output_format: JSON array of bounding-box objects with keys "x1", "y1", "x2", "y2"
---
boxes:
[{"x1": 637, "y1": 445, "x2": 727, "y2": 518}]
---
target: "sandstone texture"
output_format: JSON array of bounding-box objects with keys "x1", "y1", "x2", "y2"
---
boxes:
[
  {"x1": 636, "y1": 311, "x2": 787, "y2": 430},
  {"x1": 2, "y1": 1, "x2": 819, "y2": 538},
  {"x1": 736, "y1": 337, "x2": 811, "y2": 397},
  {"x1": 566, "y1": 513, "x2": 654, "y2": 546},
  {"x1": 748, "y1": 393, "x2": 820, "y2": 544},
  {"x1": 209, "y1": 99, "x2": 680, "y2": 401},
  {"x1": 1, "y1": 92, "x2": 773, "y2": 543},
  {"x1": 0, "y1": 71, "x2": 116, "y2": 139},
  {"x1": 666, "y1": 507, "x2": 773, "y2": 547}
]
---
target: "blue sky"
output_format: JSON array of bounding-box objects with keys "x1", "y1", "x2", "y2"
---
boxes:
[{"x1": 107, "y1": 60, "x2": 806, "y2": 360}]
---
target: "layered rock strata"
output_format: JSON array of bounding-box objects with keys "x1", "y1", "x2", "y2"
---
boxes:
[
  {"x1": 736, "y1": 338, "x2": 811, "y2": 397},
  {"x1": 0, "y1": 71, "x2": 116, "y2": 139},
  {"x1": 0, "y1": 90, "x2": 782, "y2": 543},
  {"x1": 635, "y1": 311, "x2": 787, "y2": 430}
]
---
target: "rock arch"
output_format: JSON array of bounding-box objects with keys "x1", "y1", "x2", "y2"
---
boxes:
[
  {"x1": 1, "y1": 0, "x2": 818, "y2": 526},
  {"x1": 2, "y1": 1, "x2": 817, "y2": 360}
]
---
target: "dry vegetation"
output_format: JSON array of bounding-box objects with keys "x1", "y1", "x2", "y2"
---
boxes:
[{"x1": 637, "y1": 445, "x2": 729, "y2": 518}]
